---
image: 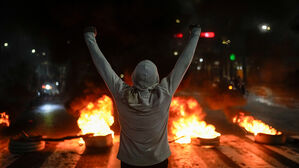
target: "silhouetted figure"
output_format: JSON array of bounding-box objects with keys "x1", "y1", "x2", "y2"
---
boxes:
[{"x1": 84, "y1": 25, "x2": 201, "y2": 167}]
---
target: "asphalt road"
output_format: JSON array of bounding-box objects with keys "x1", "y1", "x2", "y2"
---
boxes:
[{"x1": 0, "y1": 89, "x2": 299, "y2": 167}]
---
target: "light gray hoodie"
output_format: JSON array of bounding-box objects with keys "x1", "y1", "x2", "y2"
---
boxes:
[{"x1": 84, "y1": 28, "x2": 200, "y2": 166}]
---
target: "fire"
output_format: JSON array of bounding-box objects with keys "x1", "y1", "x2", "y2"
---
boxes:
[
  {"x1": 233, "y1": 112, "x2": 282, "y2": 135},
  {"x1": 170, "y1": 97, "x2": 221, "y2": 144},
  {"x1": 77, "y1": 95, "x2": 114, "y2": 137},
  {"x1": 0, "y1": 112, "x2": 10, "y2": 127}
]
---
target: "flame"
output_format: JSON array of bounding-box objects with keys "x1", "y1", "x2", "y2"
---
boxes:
[
  {"x1": 0, "y1": 112, "x2": 10, "y2": 127},
  {"x1": 233, "y1": 112, "x2": 282, "y2": 135},
  {"x1": 77, "y1": 95, "x2": 114, "y2": 137},
  {"x1": 170, "y1": 97, "x2": 221, "y2": 144}
]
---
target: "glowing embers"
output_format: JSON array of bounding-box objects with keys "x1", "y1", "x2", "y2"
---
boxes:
[
  {"x1": 233, "y1": 112, "x2": 281, "y2": 136},
  {"x1": 77, "y1": 95, "x2": 114, "y2": 147},
  {"x1": 170, "y1": 97, "x2": 221, "y2": 144},
  {"x1": 0, "y1": 112, "x2": 10, "y2": 127}
]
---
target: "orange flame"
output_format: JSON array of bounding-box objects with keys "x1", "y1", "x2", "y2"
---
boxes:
[
  {"x1": 233, "y1": 112, "x2": 282, "y2": 135},
  {"x1": 77, "y1": 95, "x2": 114, "y2": 137},
  {"x1": 0, "y1": 112, "x2": 10, "y2": 127},
  {"x1": 170, "y1": 97, "x2": 221, "y2": 144}
]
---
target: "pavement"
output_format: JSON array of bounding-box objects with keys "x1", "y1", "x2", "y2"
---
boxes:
[
  {"x1": 1, "y1": 134, "x2": 299, "y2": 167},
  {"x1": 1, "y1": 88, "x2": 299, "y2": 167}
]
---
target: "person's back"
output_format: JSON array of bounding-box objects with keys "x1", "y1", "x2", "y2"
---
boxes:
[
  {"x1": 115, "y1": 60, "x2": 172, "y2": 166},
  {"x1": 84, "y1": 25, "x2": 201, "y2": 167}
]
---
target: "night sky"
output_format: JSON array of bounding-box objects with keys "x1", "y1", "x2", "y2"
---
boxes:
[
  {"x1": 0, "y1": 0, "x2": 298, "y2": 112},
  {"x1": 1, "y1": 0, "x2": 298, "y2": 66}
]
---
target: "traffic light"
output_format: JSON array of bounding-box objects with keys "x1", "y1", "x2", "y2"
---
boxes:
[
  {"x1": 200, "y1": 32, "x2": 215, "y2": 38},
  {"x1": 229, "y1": 53, "x2": 236, "y2": 61},
  {"x1": 174, "y1": 33, "x2": 183, "y2": 38}
]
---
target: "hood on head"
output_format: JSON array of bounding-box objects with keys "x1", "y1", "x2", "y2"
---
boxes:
[{"x1": 131, "y1": 60, "x2": 159, "y2": 90}]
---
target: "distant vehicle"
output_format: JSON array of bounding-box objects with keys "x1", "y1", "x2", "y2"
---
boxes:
[
  {"x1": 227, "y1": 79, "x2": 246, "y2": 95},
  {"x1": 37, "y1": 82, "x2": 60, "y2": 97}
]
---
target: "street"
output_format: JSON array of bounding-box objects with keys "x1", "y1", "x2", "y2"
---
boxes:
[
  {"x1": 1, "y1": 134, "x2": 299, "y2": 167},
  {"x1": 1, "y1": 90, "x2": 299, "y2": 167}
]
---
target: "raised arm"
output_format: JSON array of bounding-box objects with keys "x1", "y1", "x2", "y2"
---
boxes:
[
  {"x1": 160, "y1": 25, "x2": 201, "y2": 95},
  {"x1": 84, "y1": 27, "x2": 125, "y2": 95}
]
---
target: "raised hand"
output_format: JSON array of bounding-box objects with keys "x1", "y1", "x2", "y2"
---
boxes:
[
  {"x1": 84, "y1": 26, "x2": 97, "y2": 37},
  {"x1": 189, "y1": 24, "x2": 201, "y2": 36}
]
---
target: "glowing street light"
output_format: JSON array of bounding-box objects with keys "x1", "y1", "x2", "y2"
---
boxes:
[
  {"x1": 260, "y1": 24, "x2": 271, "y2": 32},
  {"x1": 42, "y1": 52, "x2": 46, "y2": 56},
  {"x1": 199, "y1": 58, "x2": 203, "y2": 62},
  {"x1": 175, "y1": 19, "x2": 181, "y2": 24},
  {"x1": 173, "y1": 51, "x2": 179, "y2": 56},
  {"x1": 261, "y1": 25, "x2": 267, "y2": 30},
  {"x1": 31, "y1": 49, "x2": 36, "y2": 54},
  {"x1": 4, "y1": 42, "x2": 8, "y2": 47},
  {"x1": 222, "y1": 40, "x2": 231, "y2": 45}
]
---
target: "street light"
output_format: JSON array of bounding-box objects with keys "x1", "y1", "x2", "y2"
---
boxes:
[
  {"x1": 199, "y1": 58, "x2": 203, "y2": 62},
  {"x1": 31, "y1": 49, "x2": 36, "y2": 54},
  {"x1": 173, "y1": 51, "x2": 179, "y2": 56},
  {"x1": 4, "y1": 42, "x2": 8, "y2": 47},
  {"x1": 222, "y1": 40, "x2": 231, "y2": 45},
  {"x1": 260, "y1": 24, "x2": 271, "y2": 32},
  {"x1": 261, "y1": 25, "x2": 267, "y2": 30},
  {"x1": 175, "y1": 19, "x2": 181, "y2": 24}
]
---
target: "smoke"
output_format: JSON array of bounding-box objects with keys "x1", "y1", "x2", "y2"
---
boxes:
[
  {"x1": 174, "y1": 71, "x2": 248, "y2": 121},
  {"x1": 67, "y1": 82, "x2": 108, "y2": 117}
]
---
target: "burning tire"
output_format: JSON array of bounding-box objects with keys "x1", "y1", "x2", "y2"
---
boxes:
[
  {"x1": 192, "y1": 136, "x2": 220, "y2": 146},
  {"x1": 9, "y1": 137, "x2": 45, "y2": 154},
  {"x1": 254, "y1": 133, "x2": 286, "y2": 145},
  {"x1": 82, "y1": 134, "x2": 113, "y2": 148}
]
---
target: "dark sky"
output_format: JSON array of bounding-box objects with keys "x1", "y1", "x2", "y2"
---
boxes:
[
  {"x1": 0, "y1": 0, "x2": 298, "y2": 81},
  {"x1": 1, "y1": 0, "x2": 298, "y2": 59}
]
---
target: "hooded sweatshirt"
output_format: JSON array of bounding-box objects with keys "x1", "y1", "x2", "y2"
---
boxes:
[{"x1": 84, "y1": 28, "x2": 200, "y2": 166}]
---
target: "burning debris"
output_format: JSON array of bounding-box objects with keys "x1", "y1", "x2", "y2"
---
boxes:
[
  {"x1": 170, "y1": 97, "x2": 221, "y2": 144},
  {"x1": 233, "y1": 112, "x2": 282, "y2": 136},
  {"x1": 0, "y1": 112, "x2": 10, "y2": 127},
  {"x1": 77, "y1": 95, "x2": 114, "y2": 147},
  {"x1": 233, "y1": 112, "x2": 285, "y2": 144}
]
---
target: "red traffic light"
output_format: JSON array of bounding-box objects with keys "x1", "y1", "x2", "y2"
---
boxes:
[
  {"x1": 174, "y1": 33, "x2": 183, "y2": 38},
  {"x1": 200, "y1": 32, "x2": 215, "y2": 38}
]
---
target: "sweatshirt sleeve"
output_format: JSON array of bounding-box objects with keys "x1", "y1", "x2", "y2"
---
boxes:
[
  {"x1": 160, "y1": 29, "x2": 200, "y2": 95},
  {"x1": 84, "y1": 32, "x2": 126, "y2": 95}
]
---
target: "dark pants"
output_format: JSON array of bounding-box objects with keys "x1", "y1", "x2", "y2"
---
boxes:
[{"x1": 121, "y1": 159, "x2": 168, "y2": 168}]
